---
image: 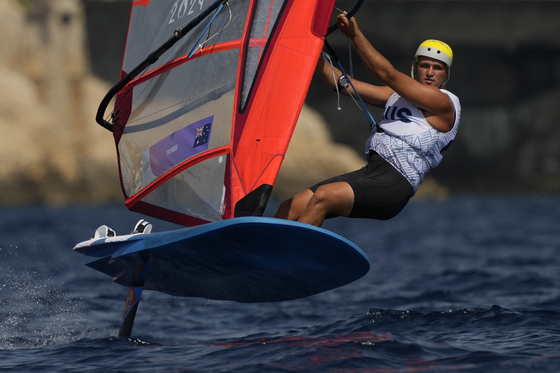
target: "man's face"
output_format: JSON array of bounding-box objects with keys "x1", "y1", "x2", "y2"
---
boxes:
[{"x1": 415, "y1": 56, "x2": 448, "y2": 87}]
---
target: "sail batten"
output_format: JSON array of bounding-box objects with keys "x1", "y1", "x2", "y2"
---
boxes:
[{"x1": 109, "y1": 0, "x2": 337, "y2": 226}]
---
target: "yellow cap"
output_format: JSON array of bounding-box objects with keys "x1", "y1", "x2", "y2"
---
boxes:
[
  {"x1": 414, "y1": 39, "x2": 453, "y2": 69},
  {"x1": 411, "y1": 39, "x2": 453, "y2": 85}
]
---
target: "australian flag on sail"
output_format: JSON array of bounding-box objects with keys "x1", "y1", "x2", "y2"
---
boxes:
[
  {"x1": 142, "y1": 116, "x2": 214, "y2": 186},
  {"x1": 194, "y1": 123, "x2": 211, "y2": 148}
]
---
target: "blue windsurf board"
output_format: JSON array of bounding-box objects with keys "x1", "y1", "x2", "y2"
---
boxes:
[{"x1": 74, "y1": 217, "x2": 370, "y2": 303}]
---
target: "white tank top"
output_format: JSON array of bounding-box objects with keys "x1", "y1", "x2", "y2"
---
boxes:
[{"x1": 366, "y1": 90, "x2": 461, "y2": 194}]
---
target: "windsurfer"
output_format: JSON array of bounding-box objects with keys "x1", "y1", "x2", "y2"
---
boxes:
[{"x1": 274, "y1": 12, "x2": 461, "y2": 227}]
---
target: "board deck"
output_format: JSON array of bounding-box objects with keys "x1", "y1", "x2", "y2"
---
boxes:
[{"x1": 74, "y1": 217, "x2": 370, "y2": 303}]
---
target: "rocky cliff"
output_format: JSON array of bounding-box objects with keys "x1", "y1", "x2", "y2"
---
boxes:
[{"x1": 0, "y1": 0, "x2": 122, "y2": 204}]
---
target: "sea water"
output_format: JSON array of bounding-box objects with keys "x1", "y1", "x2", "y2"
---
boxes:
[{"x1": 1, "y1": 195, "x2": 560, "y2": 372}]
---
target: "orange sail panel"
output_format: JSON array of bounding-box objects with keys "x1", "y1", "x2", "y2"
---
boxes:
[{"x1": 112, "y1": 0, "x2": 336, "y2": 226}]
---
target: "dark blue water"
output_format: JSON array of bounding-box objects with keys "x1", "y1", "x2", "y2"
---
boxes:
[{"x1": 1, "y1": 195, "x2": 560, "y2": 372}]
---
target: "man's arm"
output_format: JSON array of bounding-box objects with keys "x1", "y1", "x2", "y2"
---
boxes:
[
  {"x1": 316, "y1": 54, "x2": 394, "y2": 109},
  {"x1": 336, "y1": 14, "x2": 455, "y2": 132}
]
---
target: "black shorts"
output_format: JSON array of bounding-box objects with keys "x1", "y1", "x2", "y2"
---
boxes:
[{"x1": 309, "y1": 151, "x2": 413, "y2": 220}]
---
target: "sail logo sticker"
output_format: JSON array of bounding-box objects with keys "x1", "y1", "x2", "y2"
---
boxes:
[
  {"x1": 167, "y1": 145, "x2": 178, "y2": 156},
  {"x1": 194, "y1": 124, "x2": 211, "y2": 148},
  {"x1": 141, "y1": 116, "x2": 214, "y2": 186}
]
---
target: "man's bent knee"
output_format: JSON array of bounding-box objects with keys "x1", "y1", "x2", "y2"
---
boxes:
[
  {"x1": 274, "y1": 198, "x2": 293, "y2": 219},
  {"x1": 307, "y1": 183, "x2": 354, "y2": 217}
]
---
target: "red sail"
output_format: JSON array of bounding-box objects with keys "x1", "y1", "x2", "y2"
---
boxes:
[{"x1": 112, "y1": 0, "x2": 336, "y2": 226}]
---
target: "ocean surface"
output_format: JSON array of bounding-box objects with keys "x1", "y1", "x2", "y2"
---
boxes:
[{"x1": 1, "y1": 194, "x2": 560, "y2": 372}]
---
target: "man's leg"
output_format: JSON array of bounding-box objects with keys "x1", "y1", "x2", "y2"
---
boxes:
[
  {"x1": 298, "y1": 182, "x2": 354, "y2": 227},
  {"x1": 274, "y1": 189, "x2": 314, "y2": 221}
]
